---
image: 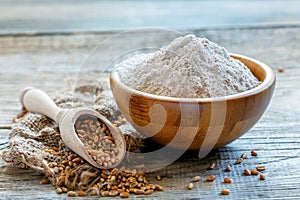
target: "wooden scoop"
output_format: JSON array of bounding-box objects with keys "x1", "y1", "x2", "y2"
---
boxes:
[{"x1": 19, "y1": 87, "x2": 126, "y2": 169}]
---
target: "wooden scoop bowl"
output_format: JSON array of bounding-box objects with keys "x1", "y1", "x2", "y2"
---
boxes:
[
  {"x1": 20, "y1": 87, "x2": 126, "y2": 169},
  {"x1": 110, "y1": 53, "x2": 276, "y2": 152}
]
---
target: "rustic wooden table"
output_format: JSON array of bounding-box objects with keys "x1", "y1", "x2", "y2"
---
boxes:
[{"x1": 1, "y1": 26, "x2": 300, "y2": 199}]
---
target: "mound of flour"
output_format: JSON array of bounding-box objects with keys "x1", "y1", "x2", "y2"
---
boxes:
[{"x1": 115, "y1": 34, "x2": 261, "y2": 98}]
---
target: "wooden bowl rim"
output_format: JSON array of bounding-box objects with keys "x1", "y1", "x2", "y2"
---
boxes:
[{"x1": 110, "y1": 53, "x2": 275, "y2": 103}]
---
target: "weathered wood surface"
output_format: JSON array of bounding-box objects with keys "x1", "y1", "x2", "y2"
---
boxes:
[
  {"x1": 1, "y1": 26, "x2": 300, "y2": 199},
  {"x1": 1, "y1": 0, "x2": 300, "y2": 34}
]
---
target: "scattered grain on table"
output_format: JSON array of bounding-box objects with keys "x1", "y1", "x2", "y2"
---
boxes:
[
  {"x1": 278, "y1": 67, "x2": 284, "y2": 72},
  {"x1": 207, "y1": 163, "x2": 216, "y2": 170},
  {"x1": 251, "y1": 150, "x2": 257, "y2": 156},
  {"x1": 244, "y1": 169, "x2": 251, "y2": 176},
  {"x1": 251, "y1": 169, "x2": 259, "y2": 175},
  {"x1": 187, "y1": 182, "x2": 194, "y2": 190},
  {"x1": 221, "y1": 189, "x2": 230, "y2": 195},
  {"x1": 193, "y1": 176, "x2": 201, "y2": 182},
  {"x1": 225, "y1": 166, "x2": 232, "y2": 172},
  {"x1": 256, "y1": 166, "x2": 265, "y2": 171},
  {"x1": 260, "y1": 174, "x2": 265, "y2": 180},
  {"x1": 206, "y1": 175, "x2": 216, "y2": 182},
  {"x1": 224, "y1": 178, "x2": 232, "y2": 183}
]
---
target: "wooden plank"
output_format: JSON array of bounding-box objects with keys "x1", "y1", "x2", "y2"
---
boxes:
[
  {"x1": 0, "y1": 27, "x2": 300, "y2": 110},
  {"x1": 1, "y1": 0, "x2": 300, "y2": 34},
  {"x1": 2, "y1": 116, "x2": 300, "y2": 199}
]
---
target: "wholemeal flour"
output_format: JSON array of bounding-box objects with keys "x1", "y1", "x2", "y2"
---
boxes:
[{"x1": 116, "y1": 34, "x2": 260, "y2": 98}]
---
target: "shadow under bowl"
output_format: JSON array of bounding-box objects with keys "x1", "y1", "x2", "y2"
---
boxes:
[{"x1": 110, "y1": 53, "x2": 276, "y2": 151}]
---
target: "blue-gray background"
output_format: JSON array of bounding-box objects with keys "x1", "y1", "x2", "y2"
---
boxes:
[{"x1": 0, "y1": 0, "x2": 299, "y2": 34}]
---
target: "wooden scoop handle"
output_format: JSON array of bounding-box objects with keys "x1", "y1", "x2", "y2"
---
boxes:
[{"x1": 20, "y1": 87, "x2": 62, "y2": 124}]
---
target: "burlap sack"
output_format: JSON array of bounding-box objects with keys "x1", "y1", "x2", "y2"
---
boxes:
[{"x1": 1, "y1": 78, "x2": 151, "y2": 196}]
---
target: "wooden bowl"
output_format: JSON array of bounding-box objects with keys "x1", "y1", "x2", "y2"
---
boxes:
[{"x1": 110, "y1": 54, "x2": 276, "y2": 151}]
